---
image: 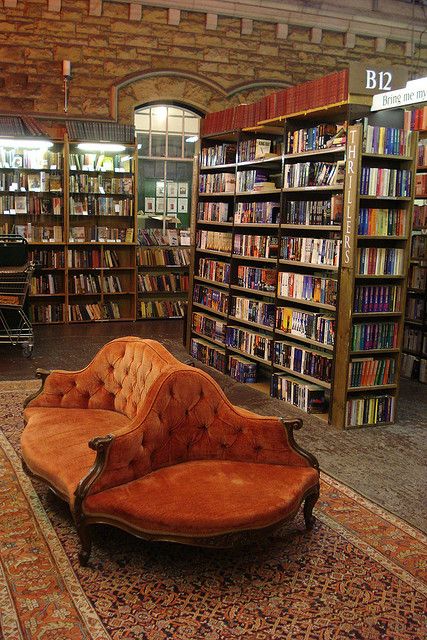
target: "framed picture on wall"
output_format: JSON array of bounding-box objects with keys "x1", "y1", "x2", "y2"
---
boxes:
[
  {"x1": 178, "y1": 182, "x2": 188, "y2": 197},
  {"x1": 178, "y1": 198, "x2": 188, "y2": 213},
  {"x1": 145, "y1": 197, "x2": 155, "y2": 213},
  {"x1": 167, "y1": 182, "x2": 178, "y2": 198},
  {"x1": 156, "y1": 197, "x2": 165, "y2": 213},
  {"x1": 156, "y1": 181, "x2": 165, "y2": 197},
  {"x1": 167, "y1": 199, "x2": 177, "y2": 213}
]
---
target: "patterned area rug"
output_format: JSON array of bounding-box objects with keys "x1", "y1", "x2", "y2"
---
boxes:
[{"x1": 1, "y1": 382, "x2": 426, "y2": 640}]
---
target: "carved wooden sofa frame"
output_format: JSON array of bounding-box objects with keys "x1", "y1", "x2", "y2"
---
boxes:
[{"x1": 21, "y1": 337, "x2": 320, "y2": 566}]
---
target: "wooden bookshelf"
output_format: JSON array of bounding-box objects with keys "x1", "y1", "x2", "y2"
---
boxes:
[{"x1": 188, "y1": 106, "x2": 418, "y2": 429}]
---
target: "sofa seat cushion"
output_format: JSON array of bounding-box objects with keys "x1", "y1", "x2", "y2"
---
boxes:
[
  {"x1": 83, "y1": 460, "x2": 319, "y2": 537},
  {"x1": 21, "y1": 407, "x2": 131, "y2": 500}
]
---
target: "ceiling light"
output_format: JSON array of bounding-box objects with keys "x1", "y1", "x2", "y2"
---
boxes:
[
  {"x1": 186, "y1": 136, "x2": 199, "y2": 143},
  {"x1": 0, "y1": 138, "x2": 53, "y2": 149},
  {"x1": 77, "y1": 143, "x2": 126, "y2": 152}
]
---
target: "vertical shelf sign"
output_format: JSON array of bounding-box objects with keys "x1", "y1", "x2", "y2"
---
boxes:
[{"x1": 331, "y1": 123, "x2": 362, "y2": 429}]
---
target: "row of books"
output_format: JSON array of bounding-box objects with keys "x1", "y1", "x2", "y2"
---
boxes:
[
  {"x1": 357, "y1": 247, "x2": 404, "y2": 276},
  {"x1": 29, "y1": 303, "x2": 63, "y2": 323},
  {"x1": 281, "y1": 236, "x2": 341, "y2": 267},
  {"x1": 189, "y1": 338, "x2": 226, "y2": 373},
  {"x1": 138, "y1": 300, "x2": 185, "y2": 319},
  {"x1": 233, "y1": 234, "x2": 278, "y2": 259},
  {"x1": 14, "y1": 223, "x2": 62, "y2": 242},
  {"x1": 237, "y1": 169, "x2": 279, "y2": 193},
  {"x1": 201, "y1": 69, "x2": 348, "y2": 135},
  {"x1": 69, "y1": 153, "x2": 131, "y2": 173},
  {"x1": 403, "y1": 327, "x2": 424, "y2": 354},
  {"x1": 413, "y1": 202, "x2": 427, "y2": 229},
  {"x1": 191, "y1": 312, "x2": 227, "y2": 344},
  {"x1": 353, "y1": 284, "x2": 401, "y2": 313},
  {"x1": 198, "y1": 258, "x2": 230, "y2": 284},
  {"x1": 404, "y1": 107, "x2": 427, "y2": 132},
  {"x1": 351, "y1": 321, "x2": 399, "y2": 351},
  {"x1": 67, "y1": 301, "x2": 122, "y2": 321},
  {"x1": 138, "y1": 228, "x2": 191, "y2": 247},
  {"x1": 234, "y1": 201, "x2": 279, "y2": 225},
  {"x1": 229, "y1": 355, "x2": 257, "y2": 383},
  {"x1": 69, "y1": 226, "x2": 133, "y2": 243},
  {"x1": 346, "y1": 395, "x2": 395, "y2": 427},
  {"x1": 230, "y1": 296, "x2": 275, "y2": 328},
  {"x1": 70, "y1": 196, "x2": 132, "y2": 217},
  {"x1": 136, "y1": 247, "x2": 190, "y2": 267},
  {"x1": 0, "y1": 149, "x2": 62, "y2": 170},
  {"x1": 197, "y1": 202, "x2": 230, "y2": 223},
  {"x1": 417, "y1": 141, "x2": 427, "y2": 168},
  {"x1": 349, "y1": 357, "x2": 395, "y2": 387},
  {"x1": 69, "y1": 175, "x2": 133, "y2": 195},
  {"x1": 411, "y1": 235, "x2": 426, "y2": 260},
  {"x1": 200, "y1": 143, "x2": 236, "y2": 168},
  {"x1": 0, "y1": 171, "x2": 62, "y2": 192},
  {"x1": 226, "y1": 326, "x2": 272, "y2": 361},
  {"x1": 360, "y1": 167, "x2": 411, "y2": 197},
  {"x1": 68, "y1": 248, "x2": 122, "y2": 268},
  {"x1": 29, "y1": 249, "x2": 65, "y2": 268},
  {"x1": 284, "y1": 196, "x2": 343, "y2": 226},
  {"x1": 362, "y1": 124, "x2": 411, "y2": 156},
  {"x1": 405, "y1": 297, "x2": 424, "y2": 321},
  {"x1": 193, "y1": 284, "x2": 228, "y2": 314},
  {"x1": 30, "y1": 274, "x2": 61, "y2": 295},
  {"x1": 238, "y1": 138, "x2": 281, "y2": 162},
  {"x1": 196, "y1": 230, "x2": 232, "y2": 253},
  {"x1": 0, "y1": 195, "x2": 62, "y2": 216},
  {"x1": 199, "y1": 173, "x2": 235, "y2": 194},
  {"x1": 407, "y1": 265, "x2": 426, "y2": 290},
  {"x1": 274, "y1": 342, "x2": 332, "y2": 383},
  {"x1": 357, "y1": 208, "x2": 406, "y2": 236},
  {"x1": 284, "y1": 161, "x2": 344, "y2": 188},
  {"x1": 286, "y1": 124, "x2": 343, "y2": 154},
  {"x1": 276, "y1": 307, "x2": 335, "y2": 347},
  {"x1": 415, "y1": 174, "x2": 427, "y2": 196},
  {"x1": 271, "y1": 374, "x2": 327, "y2": 414},
  {"x1": 137, "y1": 273, "x2": 189, "y2": 293},
  {"x1": 0, "y1": 115, "x2": 45, "y2": 138},
  {"x1": 69, "y1": 274, "x2": 124, "y2": 294},
  {"x1": 66, "y1": 120, "x2": 135, "y2": 144},
  {"x1": 236, "y1": 265, "x2": 276, "y2": 292},
  {"x1": 278, "y1": 272, "x2": 337, "y2": 307}
]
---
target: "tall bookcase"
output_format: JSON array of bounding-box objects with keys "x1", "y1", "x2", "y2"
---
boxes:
[
  {"x1": 402, "y1": 125, "x2": 427, "y2": 383},
  {"x1": 187, "y1": 105, "x2": 418, "y2": 429}
]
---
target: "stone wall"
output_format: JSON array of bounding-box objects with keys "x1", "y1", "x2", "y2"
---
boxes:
[{"x1": 0, "y1": 0, "x2": 425, "y2": 122}]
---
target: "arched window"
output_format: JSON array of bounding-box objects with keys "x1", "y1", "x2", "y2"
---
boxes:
[{"x1": 134, "y1": 104, "x2": 201, "y2": 232}]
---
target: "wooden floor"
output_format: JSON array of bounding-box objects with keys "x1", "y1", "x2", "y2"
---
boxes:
[{"x1": 0, "y1": 319, "x2": 426, "y2": 533}]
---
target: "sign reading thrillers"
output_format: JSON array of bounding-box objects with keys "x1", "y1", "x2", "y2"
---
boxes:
[{"x1": 343, "y1": 125, "x2": 361, "y2": 268}]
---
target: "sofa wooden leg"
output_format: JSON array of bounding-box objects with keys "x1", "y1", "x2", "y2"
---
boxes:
[
  {"x1": 76, "y1": 521, "x2": 92, "y2": 566},
  {"x1": 304, "y1": 486, "x2": 319, "y2": 530}
]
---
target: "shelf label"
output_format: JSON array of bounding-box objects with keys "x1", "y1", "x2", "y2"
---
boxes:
[{"x1": 343, "y1": 125, "x2": 361, "y2": 268}]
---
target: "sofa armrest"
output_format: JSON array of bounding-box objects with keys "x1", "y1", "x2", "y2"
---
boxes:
[
  {"x1": 24, "y1": 366, "x2": 107, "y2": 410},
  {"x1": 81, "y1": 367, "x2": 319, "y2": 500}
]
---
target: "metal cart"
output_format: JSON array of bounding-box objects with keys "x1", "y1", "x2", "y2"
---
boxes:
[{"x1": 0, "y1": 234, "x2": 34, "y2": 357}]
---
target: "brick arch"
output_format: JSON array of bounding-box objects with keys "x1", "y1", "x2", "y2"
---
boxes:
[{"x1": 112, "y1": 70, "x2": 234, "y2": 123}]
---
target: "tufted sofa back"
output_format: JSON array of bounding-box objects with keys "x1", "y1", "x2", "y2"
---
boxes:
[
  {"x1": 28, "y1": 337, "x2": 184, "y2": 419},
  {"x1": 88, "y1": 367, "x2": 310, "y2": 496}
]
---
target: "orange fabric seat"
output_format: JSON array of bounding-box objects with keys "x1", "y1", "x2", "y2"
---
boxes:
[
  {"x1": 84, "y1": 461, "x2": 319, "y2": 537},
  {"x1": 21, "y1": 337, "x2": 320, "y2": 565}
]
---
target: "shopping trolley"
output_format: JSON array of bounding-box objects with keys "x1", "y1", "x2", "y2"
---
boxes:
[{"x1": 0, "y1": 234, "x2": 34, "y2": 357}]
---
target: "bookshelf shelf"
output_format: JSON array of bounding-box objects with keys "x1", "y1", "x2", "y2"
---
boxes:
[
  {"x1": 194, "y1": 276, "x2": 229, "y2": 289},
  {"x1": 200, "y1": 163, "x2": 236, "y2": 171},
  {"x1": 273, "y1": 364, "x2": 331, "y2": 389},
  {"x1": 198, "y1": 192, "x2": 234, "y2": 197},
  {"x1": 237, "y1": 155, "x2": 282, "y2": 167},
  {"x1": 192, "y1": 302, "x2": 228, "y2": 318},
  {"x1": 189, "y1": 97, "x2": 418, "y2": 429},
  {"x1": 195, "y1": 248, "x2": 231, "y2": 257},
  {"x1": 196, "y1": 220, "x2": 233, "y2": 227}
]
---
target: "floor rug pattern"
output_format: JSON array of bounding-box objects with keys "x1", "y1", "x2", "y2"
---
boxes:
[{"x1": 1, "y1": 383, "x2": 426, "y2": 640}]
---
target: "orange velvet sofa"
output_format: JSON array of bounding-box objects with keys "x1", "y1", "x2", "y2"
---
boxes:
[{"x1": 21, "y1": 337, "x2": 320, "y2": 565}]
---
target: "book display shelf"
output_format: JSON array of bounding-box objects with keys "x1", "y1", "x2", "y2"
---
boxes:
[
  {"x1": 187, "y1": 82, "x2": 418, "y2": 430},
  {"x1": 402, "y1": 107, "x2": 427, "y2": 382},
  {"x1": 136, "y1": 228, "x2": 191, "y2": 320},
  {"x1": 0, "y1": 118, "x2": 138, "y2": 324}
]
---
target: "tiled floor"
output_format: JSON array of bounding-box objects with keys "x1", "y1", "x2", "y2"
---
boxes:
[{"x1": 1, "y1": 320, "x2": 426, "y2": 532}]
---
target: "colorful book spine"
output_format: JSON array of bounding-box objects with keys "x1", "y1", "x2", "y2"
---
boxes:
[
  {"x1": 271, "y1": 373, "x2": 327, "y2": 414},
  {"x1": 193, "y1": 284, "x2": 228, "y2": 314},
  {"x1": 353, "y1": 285, "x2": 401, "y2": 313},
  {"x1": 351, "y1": 322, "x2": 399, "y2": 350},
  {"x1": 346, "y1": 395, "x2": 395, "y2": 427},
  {"x1": 226, "y1": 326, "x2": 272, "y2": 361},
  {"x1": 190, "y1": 338, "x2": 226, "y2": 373},
  {"x1": 274, "y1": 342, "x2": 332, "y2": 383}
]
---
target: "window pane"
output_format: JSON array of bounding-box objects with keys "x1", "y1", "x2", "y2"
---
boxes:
[
  {"x1": 135, "y1": 112, "x2": 150, "y2": 130},
  {"x1": 168, "y1": 106, "x2": 183, "y2": 117},
  {"x1": 184, "y1": 139, "x2": 196, "y2": 158},
  {"x1": 151, "y1": 107, "x2": 167, "y2": 131},
  {"x1": 168, "y1": 134, "x2": 183, "y2": 158},
  {"x1": 151, "y1": 133, "x2": 166, "y2": 157},
  {"x1": 136, "y1": 132, "x2": 149, "y2": 156},
  {"x1": 168, "y1": 115, "x2": 183, "y2": 133},
  {"x1": 184, "y1": 117, "x2": 199, "y2": 134}
]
